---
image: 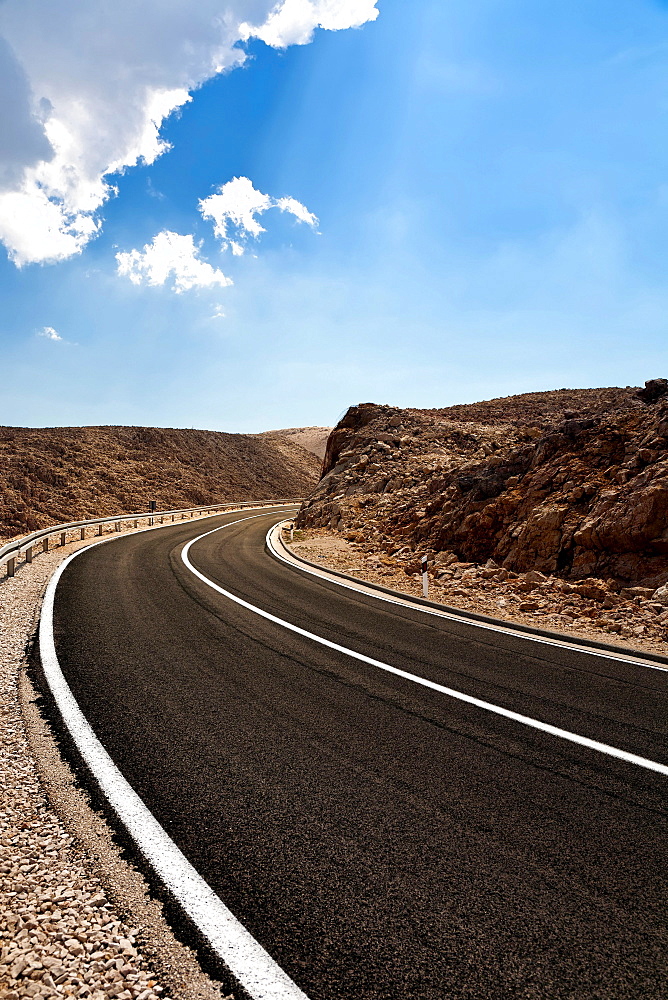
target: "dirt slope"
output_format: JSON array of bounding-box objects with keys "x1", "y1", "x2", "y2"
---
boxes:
[
  {"x1": 0, "y1": 425, "x2": 320, "y2": 541},
  {"x1": 261, "y1": 427, "x2": 331, "y2": 463}
]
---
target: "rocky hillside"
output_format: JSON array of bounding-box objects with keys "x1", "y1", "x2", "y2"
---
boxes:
[
  {"x1": 297, "y1": 380, "x2": 668, "y2": 588},
  {"x1": 0, "y1": 425, "x2": 321, "y2": 541}
]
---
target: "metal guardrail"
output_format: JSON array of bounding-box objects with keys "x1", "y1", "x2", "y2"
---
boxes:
[{"x1": 1, "y1": 498, "x2": 303, "y2": 578}]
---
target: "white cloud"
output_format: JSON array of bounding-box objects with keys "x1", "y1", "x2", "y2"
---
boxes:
[
  {"x1": 240, "y1": 0, "x2": 379, "y2": 48},
  {"x1": 38, "y1": 325, "x2": 63, "y2": 341},
  {"x1": 275, "y1": 195, "x2": 319, "y2": 227},
  {"x1": 201, "y1": 177, "x2": 273, "y2": 246},
  {"x1": 0, "y1": 1, "x2": 378, "y2": 266},
  {"x1": 115, "y1": 230, "x2": 232, "y2": 293},
  {"x1": 117, "y1": 176, "x2": 317, "y2": 294},
  {"x1": 199, "y1": 176, "x2": 319, "y2": 253}
]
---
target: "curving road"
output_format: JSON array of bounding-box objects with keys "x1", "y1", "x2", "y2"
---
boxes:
[{"x1": 48, "y1": 506, "x2": 668, "y2": 1000}]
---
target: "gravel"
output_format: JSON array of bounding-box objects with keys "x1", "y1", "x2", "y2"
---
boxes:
[
  {"x1": 0, "y1": 528, "x2": 231, "y2": 1000},
  {"x1": 287, "y1": 528, "x2": 668, "y2": 661}
]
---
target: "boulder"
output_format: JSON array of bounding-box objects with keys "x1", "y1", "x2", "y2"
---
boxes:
[
  {"x1": 620, "y1": 586, "x2": 655, "y2": 600},
  {"x1": 435, "y1": 551, "x2": 458, "y2": 566},
  {"x1": 635, "y1": 378, "x2": 668, "y2": 404}
]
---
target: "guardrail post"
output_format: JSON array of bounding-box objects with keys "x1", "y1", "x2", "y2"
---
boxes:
[
  {"x1": 80, "y1": 527, "x2": 86, "y2": 540},
  {"x1": 43, "y1": 538, "x2": 49, "y2": 553},
  {"x1": 25, "y1": 546, "x2": 32, "y2": 564},
  {"x1": 421, "y1": 555, "x2": 429, "y2": 599},
  {"x1": 60, "y1": 532, "x2": 66, "y2": 547},
  {"x1": 7, "y1": 557, "x2": 15, "y2": 578}
]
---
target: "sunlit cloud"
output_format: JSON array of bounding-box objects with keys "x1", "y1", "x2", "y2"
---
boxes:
[
  {"x1": 116, "y1": 230, "x2": 232, "y2": 293},
  {"x1": 37, "y1": 325, "x2": 63, "y2": 341},
  {"x1": 199, "y1": 176, "x2": 319, "y2": 254}
]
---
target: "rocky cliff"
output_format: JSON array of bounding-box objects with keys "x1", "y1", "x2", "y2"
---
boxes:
[{"x1": 297, "y1": 380, "x2": 668, "y2": 589}]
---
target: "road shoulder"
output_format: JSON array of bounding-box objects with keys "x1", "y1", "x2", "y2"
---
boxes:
[
  {"x1": 280, "y1": 525, "x2": 668, "y2": 664},
  {"x1": 1, "y1": 530, "x2": 226, "y2": 1000}
]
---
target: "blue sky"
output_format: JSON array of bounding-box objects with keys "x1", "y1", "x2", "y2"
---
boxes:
[{"x1": 1, "y1": 0, "x2": 668, "y2": 431}]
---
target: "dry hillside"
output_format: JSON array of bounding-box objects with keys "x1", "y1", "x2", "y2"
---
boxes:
[
  {"x1": 298, "y1": 380, "x2": 668, "y2": 589},
  {"x1": 0, "y1": 424, "x2": 320, "y2": 541}
]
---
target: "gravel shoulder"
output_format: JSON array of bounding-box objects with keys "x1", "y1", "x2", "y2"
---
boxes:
[
  {"x1": 286, "y1": 528, "x2": 668, "y2": 661},
  {"x1": 0, "y1": 527, "x2": 231, "y2": 1000}
]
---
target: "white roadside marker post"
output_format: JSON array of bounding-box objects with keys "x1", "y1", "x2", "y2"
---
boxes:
[
  {"x1": 290, "y1": 523, "x2": 294, "y2": 542},
  {"x1": 421, "y1": 554, "x2": 429, "y2": 599}
]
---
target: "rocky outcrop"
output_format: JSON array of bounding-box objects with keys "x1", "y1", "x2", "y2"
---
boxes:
[
  {"x1": 297, "y1": 381, "x2": 668, "y2": 590},
  {"x1": 635, "y1": 378, "x2": 668, "y2": 404}
]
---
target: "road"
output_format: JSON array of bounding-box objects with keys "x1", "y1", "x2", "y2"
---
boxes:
[{"x1": 49, "y1": 506, "x2": 668, "y2": 999}]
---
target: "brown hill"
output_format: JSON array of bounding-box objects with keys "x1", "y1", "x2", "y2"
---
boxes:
[
  {"x1": 297, "y1": 380, "x2": 668, "y2": 589},
  {"x1": 0, "y1": 424, "x2": 320, "y2": 542}
]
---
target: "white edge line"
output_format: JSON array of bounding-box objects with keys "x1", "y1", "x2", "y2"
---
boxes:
[
  {"x1": 268, "y1": 522, "x2": 668, "y2": 675},
  {"x1": 39, "y1": 506, "x2": 310, "y2": 1000},
  {"x1": 181, "y1": 518, "x2": 668, "y2": 778}
]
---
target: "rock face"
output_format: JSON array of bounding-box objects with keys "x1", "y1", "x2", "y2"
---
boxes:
[{"x1": 296, "y1": 382, "x2": 668, "y2": 589}]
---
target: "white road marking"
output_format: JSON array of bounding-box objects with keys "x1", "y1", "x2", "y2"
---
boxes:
[
  {"x1": 269, "y1": 523, "x2": 668, "y2": 674},
  {"x1": 40, "y1": 507, "x2": 310, "y2": 1000},
  {"x1": 182, "y1": 518, "x2": 668, "y2": 777}
]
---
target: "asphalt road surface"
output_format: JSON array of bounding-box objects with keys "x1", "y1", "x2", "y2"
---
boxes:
[{"x1": 51, "y1": 506, "x2": 668, "y2": 1000}]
